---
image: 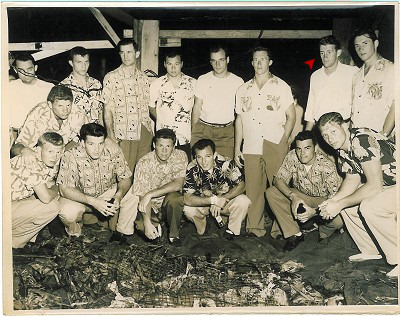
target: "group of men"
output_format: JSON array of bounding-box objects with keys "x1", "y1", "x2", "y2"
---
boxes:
[{"x1": 9, "y1": 28, "x2": 397, "y2": 277}]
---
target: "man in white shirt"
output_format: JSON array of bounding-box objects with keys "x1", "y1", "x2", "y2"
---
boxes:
[
  {"x1": 191, "y1": 44, "x2": 244, "y2": 159},
  {"x1": 305, "y1": 35, "x2": 358, "y2": 131},
  {"x1": 9, "y1": 53, "x2": 54, "y2": 141},
  {"x1": 351, "y1": 29, "x2": 395, "y2": 137},
  {"x1": 150, "y1": 51, "x2": 196, "y2": 160}
]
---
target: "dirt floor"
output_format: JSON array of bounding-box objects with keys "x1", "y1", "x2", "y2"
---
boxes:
[{"x1": 12, "y1": 213, "x2": 398, "y2": 310}]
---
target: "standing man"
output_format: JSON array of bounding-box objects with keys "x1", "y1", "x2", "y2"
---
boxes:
[
  {"x1": 235, "y1": 46, "x2": 296, "y2": 237},
  {"x1": 149, "y1": 51, "x2": 196, "y2": 161},
  {"x1": 183, "y1": 139, "x2": 250, "y2": 239},
  {"x1": 266, "y1": 131, "x2": 343, "y2": 251},
  {"x1": 11, "y1": 132, "x2": 64, "y2": 248},
  {"x1": 317, "y1": 112, "x2": 397, "y2": 277},
  {"x1": 11, "y1": 85, "x2": 86, "y2": 162},
  {"x1": 305, "y1": 35, "x2": 358, "y2": 131},
  {"x1": 191, "y1": 44, "x2": 244, "y2": 159},
  {"x1": 61, "y1": 46, "x2": 104, "y2": 125},
  {"x1": 101, "y1": 39, "x2": 153, "y2": 171},
  {"x1": 129, "y1": 128, "x2": 188, "y2": 246},
  {"x1": 57, "y1": 123, "x2": 136, "y2": 238},
  {"x1": 9, "y1": 53, "x2": 54, "y2": 140},
  {"x1": 351, "y1": 29, "x2": 395, "y2": 136}
]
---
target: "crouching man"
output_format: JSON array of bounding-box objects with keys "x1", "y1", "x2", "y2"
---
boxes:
[
  {"x1": 57, "y1": 123, "x2": 136, "y2": 239},
  {"x1": 11, "y1": 132, "x2": 64, "y2": 248},
  {"x1": 266, "y1": 131, "x2": 343, "y2": 252},
  {"x1": 183, "y1": 139, "x2": 250, "y2": 239},
  {"x1": 128, "y1": 128, "x2": 188, "y2": 246},
  {"x1": 317, "y1": 112, "x2": 397, "y2": 277}
]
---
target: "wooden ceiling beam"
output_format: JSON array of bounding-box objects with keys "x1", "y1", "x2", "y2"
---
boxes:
[{"x1": 89, "y1": 8, "x2": 120, "y2": 46}]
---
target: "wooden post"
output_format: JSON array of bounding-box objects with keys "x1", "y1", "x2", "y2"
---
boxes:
[{"x1": 333, "y1": 18, "x2": 354, "y2": 65}]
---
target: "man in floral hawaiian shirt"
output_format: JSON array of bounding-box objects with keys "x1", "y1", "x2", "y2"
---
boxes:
[
  {"x1": 11, "y1": 85, "x2": 86, "y2": 164},
  {"x1": 57, "y1": 123, "x2": 136, "y2": 240},
  {"x1": 11, "y1": 132, "x2": 64, "y2": 248},
  {"x1": 101, "y1": 39, "x2": 153, "y2": 171},
  {"x1": 183, "y1": 139, "x2": 250, "y2": 239},
  {"x1": 266, "y1": 131, "x2": 343, "y2": 252},
  {"x1": 317, "y1": 112, "x2": 397, "y2": 277},
  {"x1": 61, "y1": 46, "x2": 103, "y2": 124},
  {"x1": 351, "y1": 29, "x2": 395, "y2": 136},
  {"x1": 127, "y1": 128, "x2": 188, "y2": 246},
  {"x1": 149, "y1": 51, "x2": 196, "y2": 160}
]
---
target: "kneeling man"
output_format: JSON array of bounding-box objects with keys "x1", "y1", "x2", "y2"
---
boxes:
[
  {"x1": 57, "y1": 123, "x2": 135, "y2": 238},
  {"x1": 266, "y1": 131, "x2": 343, "y2": 252},
  {"x1": 183, "y1": 139, "x2": 250, "y2": 239},
  {"x1": 11, "y1": 132, "x2": 64, "y2": 248}
]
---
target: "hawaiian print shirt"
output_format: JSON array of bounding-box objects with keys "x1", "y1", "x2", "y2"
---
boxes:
[
  {"x1": 132, "y1": 149, "x2": 188, "y2": 212},
  {"x1": 275, "y1": 150, "x2": 342, "y2": 198},
  {"x1": 15, "y1": 102, "x2": 86, "y2": 148},
  {"x1": 183, "y1": 153, "x2": 244, "y2": 196},
  {"x1": 61, "y1": 73, "x2": 103, "y2": 124},
  {"x1": 56, "y1": 142, "x2": 132, "y2": 197},
  {"x1": 149, "y1": 74, "x2": 196, "y2": 144},
  {"x1": 11, "y1": 148, "x2": 60, "y2": 201},
  {"x1": 101, "y1": 65, "x2": 153, "y2": 141},
  {"x1": 338, "y1": 128, "x2": 396, "y2": 186}
]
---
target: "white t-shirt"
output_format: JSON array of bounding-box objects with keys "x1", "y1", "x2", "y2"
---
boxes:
[
  {"x1": 304, "y1": 62, "x2": 358, "y2": 122},
  {"x1": 195, "y1": 71, "x2": 244, "y2": 124},
  {"x1": 236, "y1": 75, "x2": 294, "y2": 155},
  {"x1": 9, "y1": 78, "x2": 54, "y2": 129}
]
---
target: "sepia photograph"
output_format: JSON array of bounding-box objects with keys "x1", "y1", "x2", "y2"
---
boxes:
[{"x1": 2, "y1": 1, "x2": 398, "y2": 314}]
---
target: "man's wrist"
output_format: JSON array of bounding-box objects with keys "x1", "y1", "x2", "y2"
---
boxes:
[{"x1": 210, "y1": 195, "x2": 218, "y2": 205}]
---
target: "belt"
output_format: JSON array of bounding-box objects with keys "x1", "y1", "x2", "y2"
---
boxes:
[{"x1": 200, "y1": 119, "x2": 233, "y2": 128}]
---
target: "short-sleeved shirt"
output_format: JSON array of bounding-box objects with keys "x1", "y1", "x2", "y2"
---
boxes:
[
  {"x1": 56, "y1": 142, "x2": 132, "y2": 197},
  {"x1": 183, "y1": 153, "x2": 244, "y2": 196},
  {"x1": 149, "y1": 74, "x2": 196, "y2": 144},
  {"x1": 338, "y1": 128, "x2": 396, "y2": 186},
  {"x1": 9, "y1": 78, "x2": 54, "y2": 129},
  {"x1": 11, "y1": 148, "x2": 59, "y2": 202},
  {"x1": 132, "y1": 149, "x2": 188, "y2": 211},
  {"x1": 195, "y1": 71, "x2": 244, "y2": 124},
  {"x1": 15, "y1": 102, "x2": 86, "y2": 148},
  {"x1": 61, "y1": 73, "x2": 103, "y2": 124},
  {"x1": 275, "y1": 149, "x2": 342, "y2": 198},
  {"x1": 100, "y1": 65, "x2": 153, "y2": 141},
  {"x1": 235, "y1": 75, "x2": 294, "y2": 154},
  {"x1": 351, "y1": 57, "x2": 395, "y2": 131},
  {"x1": 305, "y1": 62, "x2": 358, "y2": 122}
]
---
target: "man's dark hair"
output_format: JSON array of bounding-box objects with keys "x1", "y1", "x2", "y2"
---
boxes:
[
  {"x1": 14, "y1": 52, "x2": 36, "y2": 65},
  {"x1": 251, "y1": 46, "x2": 273, "y2": 60},
  {"x1": 295, "y1": 130, "x2": 316, "y2": 146},
  {"x1": 69, "y1": 46, "x2": 89, "y2": 61},
  {"x1": 192, "y1": 139, "x2": 216, "y2": 157},
  {"x1": 353, "y1": 29, "x2": 378, "y2": 43},
  {"x1": 209, "y1": 44, "x2": 229, "y2": 58},
  {"x1": 165, "y1": 50, "x2": 182, "y2": 61},
  {"x1": 316, "y1": 112, "x2": 345, "y2": 129},
  {"x1": 154, "y1": 128, "x2": 176, "y2": 144},
  {"x1": 117, "y1": 38, "x2": 139, "y2": 52},
  {"x1": 47, "y1": 85, "x2": 73, "y2": 103},
  {"x1": 319, "y1": 35, "x2": 341, "y2": 51},
  {"x1": 80, "y1": 123, "x2": 107, "y2": 141},
  {"x1": 37, "y1": 132, "x2": 64, "y2": 147}
]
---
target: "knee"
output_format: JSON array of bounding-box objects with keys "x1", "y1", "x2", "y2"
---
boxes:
[
  {"x1": 232, "y1": 194, "x2": 251, "y2": 210},
  {"x1": 59, "y1": 201, "x2": 85, "y2": 224},
  {"x1": 359, "y1": 196, "x2": 377, "y2": 218},
  {"x1": 265, "y1": 186, "x2": 276, "y2": 201},
  {"x1": 163, "y1": 192, "x2": 183, "y2": 208}
]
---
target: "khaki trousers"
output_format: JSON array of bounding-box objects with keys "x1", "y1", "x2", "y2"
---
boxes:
[
  {"x1": 244, "y1": 137, "x2": 288, "y2": 237},
  {"x1": 345, "y1": 186, "x2": 397, "y2": 264},
  {"x1": 266, "y1": 186, "x2": 343, "y2": 239},
  {"x1": 12, "y1": 197, "x2": 59, "y2": 248},
  {"x1": 59, "y1": 184, "x2": 137, "y2": 236},
  {"x1": 119, "y1": 124, "x2": 152, "y2": 172},
  {"x1": 183, "y1": 194, "x2": 250, "y2": 235}
]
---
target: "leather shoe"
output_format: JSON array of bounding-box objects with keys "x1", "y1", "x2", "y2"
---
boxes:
[
  {"x1": 283, "y1": 234, "x2": 304, "y2": 252},
  {"x1": 109, "y1": 231, "x2": 127, "y2": 245},
  {"x1": 223, "y1": 229, "x2": 236, "y2": 241},
  {"x1": 245, "y1": 231, "x2": 258, "y2": 238},
  {"x1": 168, "y1": 237, "x2": 182, "y2": 247}
]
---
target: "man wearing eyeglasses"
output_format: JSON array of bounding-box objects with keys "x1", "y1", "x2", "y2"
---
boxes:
[
  {"x1": 191, "y1": 44, "x2": 244, "y2": 159},
  {"x1": 9, "y1": 53, "x2": 54, "y2": 143}
]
